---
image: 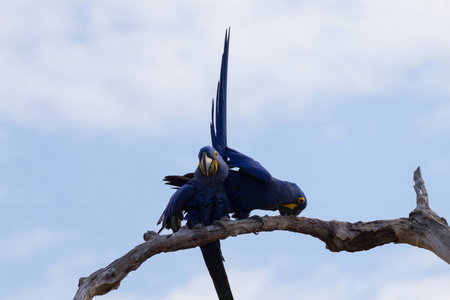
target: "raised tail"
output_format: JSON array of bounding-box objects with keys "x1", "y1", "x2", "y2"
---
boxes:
[
  {"x1": 200, "y1": 241, "x2": 234, "y2": 300},
  {"x1": 211, "y1": 28, "x2": 230, "y2": 158}
]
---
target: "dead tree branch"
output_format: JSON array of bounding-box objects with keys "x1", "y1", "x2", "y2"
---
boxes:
[{"x1": 74, "y1": 167, "x2": 449, "y2": 300}]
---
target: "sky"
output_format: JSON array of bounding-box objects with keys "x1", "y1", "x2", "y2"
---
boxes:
[{"x1": 1, "y1": 1, "x2": 450, "y2": 299}]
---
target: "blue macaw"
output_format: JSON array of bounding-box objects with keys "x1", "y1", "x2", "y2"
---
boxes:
[
  {"x1": 158, "y1": 146, "x2": 234, "y2": 300},
  {"x1": 165, "y1": 28, "x2": 307, "y2": 220}
]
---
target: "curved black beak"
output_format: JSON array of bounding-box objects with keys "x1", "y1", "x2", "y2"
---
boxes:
[{"x1": 199, "y1": 152, "x2": 218, "y2": 177}]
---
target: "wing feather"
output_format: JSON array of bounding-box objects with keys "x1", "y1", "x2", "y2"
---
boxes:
[{"x1": 158, "y1": 184, "x2": 195, "y2": 231}]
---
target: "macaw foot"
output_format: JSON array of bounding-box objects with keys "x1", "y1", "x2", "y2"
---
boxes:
[
  {"x1": 213, "y1": 217, "x2": 230, "y2": 232},
  {"x1": 249, "y1": 215, "x2": 265, "y2": 234},
  {"x1": 143, "y1": 230, "x2": 158, "y2": 241},
  {"x1": 170, "y1": 216, "x2": 182, "y2": 232}
]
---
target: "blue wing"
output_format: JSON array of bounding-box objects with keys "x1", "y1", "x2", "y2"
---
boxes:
[
  {"x1": 158, "y1": 184, "x2": 195, "y2": 230},
  {"x1": 209, "y1": 29, "x2": 271, "y2": 183},
  {"x1": 210, "y1": 28, "x2": 230, "y2": 158},
  {"x1": 226, "y1": 147, "x2": 273, "y2": 183}
]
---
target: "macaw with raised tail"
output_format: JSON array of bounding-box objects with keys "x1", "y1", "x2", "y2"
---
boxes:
[
  {"x1": 165, "y1": 28, "x2": 307, "y2": 219},
  {"x1": 158, "y1": 146, "x2": 234, "y2": 300}
]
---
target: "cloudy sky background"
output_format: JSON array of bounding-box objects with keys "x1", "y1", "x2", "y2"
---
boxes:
[{"x1": 1, "y1": 1, "x2": 450, "y2": 299}]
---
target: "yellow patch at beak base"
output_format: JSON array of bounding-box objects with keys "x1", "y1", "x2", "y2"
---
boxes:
[{"x1": 281, "y1": 204, "x2": 297, "y2": 209}]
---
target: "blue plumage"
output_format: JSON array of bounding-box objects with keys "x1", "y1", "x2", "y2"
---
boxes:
[
  {"x1": 225, "y1": 147, "x2": 273, "y2": 183},
  {"x1": 159, "y1": 146, "x2": 231, "y2": 229},
  {"x1": 210, "y1": 29, "x2": 229, "y2": 158},
  {"x1": 160, "y1": 28, "x2": 308, "y2": 300},
  {"x1": 165, "y1": 28, "x2": 307, "y2": 219},
  {"x1": 211, "y1": 28, "x2": 307, "y2": 218},
  {"x1": 226, "y1": 170, "x2": 306, "y2": 219},
  {"x1": 158, "y1": 146, "x2": 234, "y2": 300}
]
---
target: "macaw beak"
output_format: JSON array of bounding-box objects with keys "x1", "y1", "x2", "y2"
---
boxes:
[
  {"x1": 279, "y1": 196, "x2": 306, "y2": 216},
  {"x1": 279, "y1": 204, "x2": 303, "y2": 216},
  {"x1": 199, "y1": 152, "x2": 218, "y2": 177}
]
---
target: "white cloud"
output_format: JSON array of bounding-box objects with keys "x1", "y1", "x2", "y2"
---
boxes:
[
  {"x1": 3, "y1": 243, "x2": 446, "y2": 300},
  {"x1": 164, "y1": 266, "x2": 273, "y2": 300},
  {"x1": 368, "y1": 249, "x2": 450, "y2": 299},
  {"x1": 375, "y1": 275, "x2": 450, "y2": 300},
  {"x1": 164, "y1": 272, "x2": 217, "y2": 300},
  {"x1": 0, "y1": 227, "x2": 68, "y2": 260},
  {"x1": 161, "y1": 249, "x2": 450, "y2": 300},
  {"x1": 3, "y1": 251, "x2": 97, "y2": 300},
  {"x1": 0, "y1": 0, "x2": 449, "y2": 137}
]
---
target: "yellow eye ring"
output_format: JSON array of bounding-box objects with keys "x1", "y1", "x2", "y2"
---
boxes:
[
  {"x1": 298, "y1": 197, "x2": 305, "y2": 204},
  {"x1": 214, "y1": 151, "x2": 218, "y2": 158}
]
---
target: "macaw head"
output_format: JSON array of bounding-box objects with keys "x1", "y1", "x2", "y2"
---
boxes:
[
  {"x1": 278, "y1": 183, "x2": 307, "y2": 216},
  {"x1": 197, "y1": 146, "x2": 228, "y2": 179}
]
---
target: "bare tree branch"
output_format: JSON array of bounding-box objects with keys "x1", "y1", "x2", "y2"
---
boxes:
[{"x1": 73, "y1": 167, "x2": 449, "y2": 300}]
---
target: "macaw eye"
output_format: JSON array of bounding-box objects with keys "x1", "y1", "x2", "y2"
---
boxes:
[
  {"x1": 298, "y1": 197, "x2": 305, "y2": 204},
  {"x1": 214, "y1": 151, "x2": 218, "y2": 158}
]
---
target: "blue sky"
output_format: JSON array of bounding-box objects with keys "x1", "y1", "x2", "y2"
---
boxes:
[{"x1": 1, "y1": 1, "x2": 450, "y2": 299}]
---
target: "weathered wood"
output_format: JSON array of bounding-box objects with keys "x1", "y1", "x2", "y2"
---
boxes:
[{"x1": 73, "y1": 167, "x2": 450, "y2": 300}]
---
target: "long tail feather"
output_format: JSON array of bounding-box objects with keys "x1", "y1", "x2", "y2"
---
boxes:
[
  {"x1": 200, "y1": 241, "x2": 234, "y2": 300},
  {"x1": 212, "y1": 28, "x2": 230, "y2": 158}
]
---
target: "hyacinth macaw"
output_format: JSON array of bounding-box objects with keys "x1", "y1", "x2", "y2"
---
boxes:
[
  {"x1": 158, "y1": 146, "x2": 234, "y2": 300},
  {"x1": 165, "y1": 28, "x2": 307, "y2": 219}
]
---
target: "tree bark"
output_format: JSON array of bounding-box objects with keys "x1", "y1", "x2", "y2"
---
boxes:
[{"x1": 73, "y1": 167, "x2": 449, "y2": 300}]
